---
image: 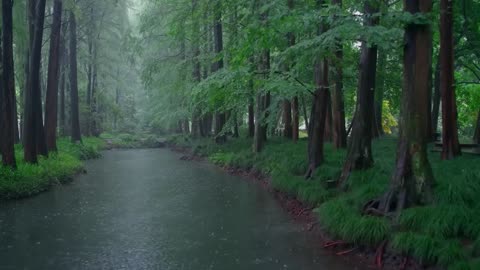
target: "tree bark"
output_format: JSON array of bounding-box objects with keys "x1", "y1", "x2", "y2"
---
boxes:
[
  {"x1": 24, "y1": 0, "x2": 48, "y2": 163},
  {"x1": 45, "y1": 0, "x2": 63, "y2": 152},
  {"x1": 365, "y1": 0, "x2": 434, "y2": 214},
  {"x1": 283, "y1": 100, "x2": 293, "y2": 138},
  {"x1": 431, "y1": 54, "x2": 441, "y2": 140},
  {"x1": 338, "y1": 1, "x2": 378, "y2": 187},
  {"x1": 69, "y1": 10, "x2": 82, "y2": 143},
  {"x1": 248, "y1": 97, "x2": 255, "y2": 138},
  {"x1": 212, "y1": 0, "x2": 226, "y2": 143},
  {"x1": 474, "y1": 110, "x2": 480, "y2": 144},
  {"x1": 372, "y1": 49, "x2": 386, "y2": 138},
  {"x1": 330, "y1": 0, "x2": 347, "y2": 148},
  {"x1": 440, "y1": 0, "x2": 461, "y2": 159},
  {"x1": 0, "y1": 0, "x2": 17, "y2": 168},
  {"x1": 292, "y1": 96, "x2": 299, "y2": 142}
]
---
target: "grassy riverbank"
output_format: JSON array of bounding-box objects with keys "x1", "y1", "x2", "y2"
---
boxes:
[
  {"x1": 0, "y1": 138, "x2": 104, "y2": 200},
  {"x1": 168, "y1": 134, "x2": 480, "y2": 269}
]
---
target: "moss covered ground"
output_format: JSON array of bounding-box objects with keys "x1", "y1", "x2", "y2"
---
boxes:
[{"x1": 168, "y1": 134, "x2": 480, "y2": 269}]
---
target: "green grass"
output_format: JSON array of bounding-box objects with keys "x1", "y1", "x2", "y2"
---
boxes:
[
  {"x1": 100, "y1": 132, "x2": 165, "y2": 149},
  {"x1": 0, "y1": 137, "x2": 104, "y2": 200},
  {"x1": 168, "y1": 133, "x2": 480, "y2": 269}
]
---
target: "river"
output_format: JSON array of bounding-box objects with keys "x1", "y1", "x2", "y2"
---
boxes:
[{"x1": 0, "y1": 149, "x2": 364, "y2": 270}]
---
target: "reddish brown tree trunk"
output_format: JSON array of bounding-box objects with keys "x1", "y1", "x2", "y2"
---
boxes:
[
  {"x1": 69, "y1": 10, "x2": 82, "y2": 143},
  {"x1": 0, "y1": 0, "x2": 17, "y2": 168},
  {"x1": 365, "y1": 0, "x2": 434, "y2": 214},
  {"x1": 24, "y1": 0, "x2": 47, "y2": 163},
  {"x1": 372, "y1": 49, "x2": 386, "y2": 138},
  {"x1": 324, "y1": 94, "x2": 333, "y2": 141},
  {"x1": 306, "y1": 60, "x2": 329, "y2": 178},
  {"x1": 283, "y1": 100, "x2": 293, "y2": 138},
  {"x1": 45, "y1": 0, "x2": 63, "y2": 152},
  {"x1": 292, "y1": 96, "x2": 299, "y2": 142},
  {"x1": 330, "y1": 0, "x2": 347, "y2": 148},
  {"x1": 212, "y1": 1, "x2": 226, "y2": 143},
  {"x1": 474, "y1": 111, "x2": 480, "y2": 144},
  {"x1": 431, "y1": 54, "x2": 441, "y2": 140},
  {"x1": 248, "y1": 97, "x2": 255, "y2": 138},
  {"x1": 440, "y1": 0, "x2": 461, "y2": 159},
  {"x1": 338, "y1": 1, "x2": 378, "y2": 187}
]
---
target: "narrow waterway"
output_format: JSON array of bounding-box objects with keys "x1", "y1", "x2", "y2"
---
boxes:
[{"x1": 0, "y1": 149, "x2": 364, "y2": 270}]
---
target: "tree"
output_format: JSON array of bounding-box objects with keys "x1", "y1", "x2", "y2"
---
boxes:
[
  {"x1": 330, "y1": 0, "x2": 347, "y2": 148},
  {"x1": 338, "y1": 0, "x2": 379, "y2": 187},
  {"x1": 212, "y1": 0, "x2": 226, "y2": 144},
  {"x1": 0, "y1": 0, "x2": 17, "y2": 168},
  {"x1": 24, "y1": 0, "x2": 48, "y2": 163},
  {"x1": 45, "y1": 0, "x2": 63, "y2": 152},
  {"x1": 440, "y1": 0, "x2": 461, "y2": 159},
  {"x1": 306, "y1": 0, "x2": 329, "y2": 178},
  {"x1": 69, "y1": 10, "x2": 82, "y2": 143},
  {"x1": 474, "y1": 111, "x2": 480, "y2": 144},
  {"x1": 365, "y1": 0, "x2": 434, "y2": 214}
]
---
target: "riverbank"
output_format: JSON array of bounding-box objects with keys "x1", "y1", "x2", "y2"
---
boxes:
[
  {"x1": 167, "y1": 134, "x2": 480, "y2": 270},
  {"x1": 0, "y1": 138, "x2": 104, "y2": 200}
]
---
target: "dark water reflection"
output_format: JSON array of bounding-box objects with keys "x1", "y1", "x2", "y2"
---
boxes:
[{"x1": 0, "y1": 149, "x2": 364, "y2": 270}]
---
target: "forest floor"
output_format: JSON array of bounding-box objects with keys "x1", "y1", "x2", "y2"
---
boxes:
[
  {"x1": 167, "y1": 134, "x2": 480, "y2": 270},
  {"x1": 0, "y1": 138, "x2": 105, "y2": 200}
]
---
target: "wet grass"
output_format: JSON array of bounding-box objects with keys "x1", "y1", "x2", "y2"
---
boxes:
[
  {"x1": 168, "y1": 134, "x2": 480, "y2": 269},
  {"x1": 0, "y1": 137, "x2": 104, "y2": 200},
  {"x1": 100, "y1": 132, "x2": 165, "y2": 149}
]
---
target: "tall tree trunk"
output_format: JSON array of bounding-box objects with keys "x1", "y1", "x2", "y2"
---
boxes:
[
  {"x1": 474, "y1": 111, "x2": 480, "y2": 144},
  {"x1": 366, "y1": 0, "x2": 434, "y2": 214},
  {"x1": 24, "y1": 0, "x2": 48, "y2": 163},
  {"x1": 372, "y1": 49, "x2": 386, "y2": 138},
  {"x1": 301, "y1": 94, "x2": 309, "y2": 131},
  {"x1": 254, "y1": 50, "x2": 270, "y2": 152},
  {"x1": 292, "y1": 97, "x2": 299, "y2": 142},
  {"x1": 283, "y1": 100, "x2": 293, "y2": 138},
  {"x1": 306, "y1": 59, "x2": 329, "y2": 178},
  {"x1": 338, "y1": 1, "x2": 378, "y2": 187},
  {"x1": 191, "y1": 0, "x2": 202, "y2": 138},
  {"x1": 45, "y1": 0, "x2": 63, "y2": 152},
  {"x1": 324, "y1": 94, "x2": 333, "y2": 141},
  {"x1": 431, "y1": 54, "x2": 441, "y2": 140},
  {"x1": 69, "y1": 10, "x2": 82, "y2": 143},
  {"x1": 0, "y1": 0, "x2": 17, "y2": 168},
  {"x1": 287, "y1": 0, "x2": 300, "y2": 142},
  {"x1": 440, "y1": 0, "x2": 461, "y2": 159},
  {"x1": 331, "y1": 0, "x2": 347, "y2": 148},
  {"x1": 59, "y1": 39, "x2": 67, "y2": 137},
  {"x1": 59, "y1": 64, "x2": 67, "y2": 136},
  {"x1": 90, "y1": 44, "x2": 99, "y2": 137},
  {"x1": 248, "y1": 97, "x2": 255, "y2": 138},
  {"x1": 212, "y1": 0, "x2": 226, "y2": 143},
  {"x1": 306, "y1": 0, "x2": 329, "y2": 177}
]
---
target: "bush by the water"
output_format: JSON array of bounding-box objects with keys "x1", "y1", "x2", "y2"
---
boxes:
[
  {"x1": 100, "y1": 132, "x2": 165, "y2": 149},
  {"x1": 0, "y1": 138, "x2": 104, "y2": 200},
  {"x1": 168, "y1": 134, "x2": 480, "y2": 269}
]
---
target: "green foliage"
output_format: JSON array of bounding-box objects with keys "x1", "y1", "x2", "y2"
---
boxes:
[
  {"x1": 316, "y1": 199, "x2": 389, "y2": 246},
  {"x1": 169, "y1": 135, "x2": 480, "y2": 268}
]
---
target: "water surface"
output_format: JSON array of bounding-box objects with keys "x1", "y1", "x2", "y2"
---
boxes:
[{"x1": 0, "y1": 149, "x2": 364, "y2": 270}]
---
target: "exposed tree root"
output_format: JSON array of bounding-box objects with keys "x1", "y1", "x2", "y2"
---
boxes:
[
  {"x1": 307, "y1": 222, "x2": 318, "y2": 231},
  {"x1": 400, "y1": 256, "x2": 409, "y2": 270},
  {"x1": 297, "y1": 207, "x2": 314, "y2": 217},
  {"x1": 336, "y1": 247, "x2": 357, "y2": 256},
  {"x1": 375, "y1": 240, "x2": 388, "y2": 269},
  {"x1": 323, "y1": 240, "x2": 348, "y2": 248}
]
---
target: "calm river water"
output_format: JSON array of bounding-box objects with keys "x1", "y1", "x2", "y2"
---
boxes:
[{"x1": 0, "y1": 149, "x2": 364, "y2": 270}]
